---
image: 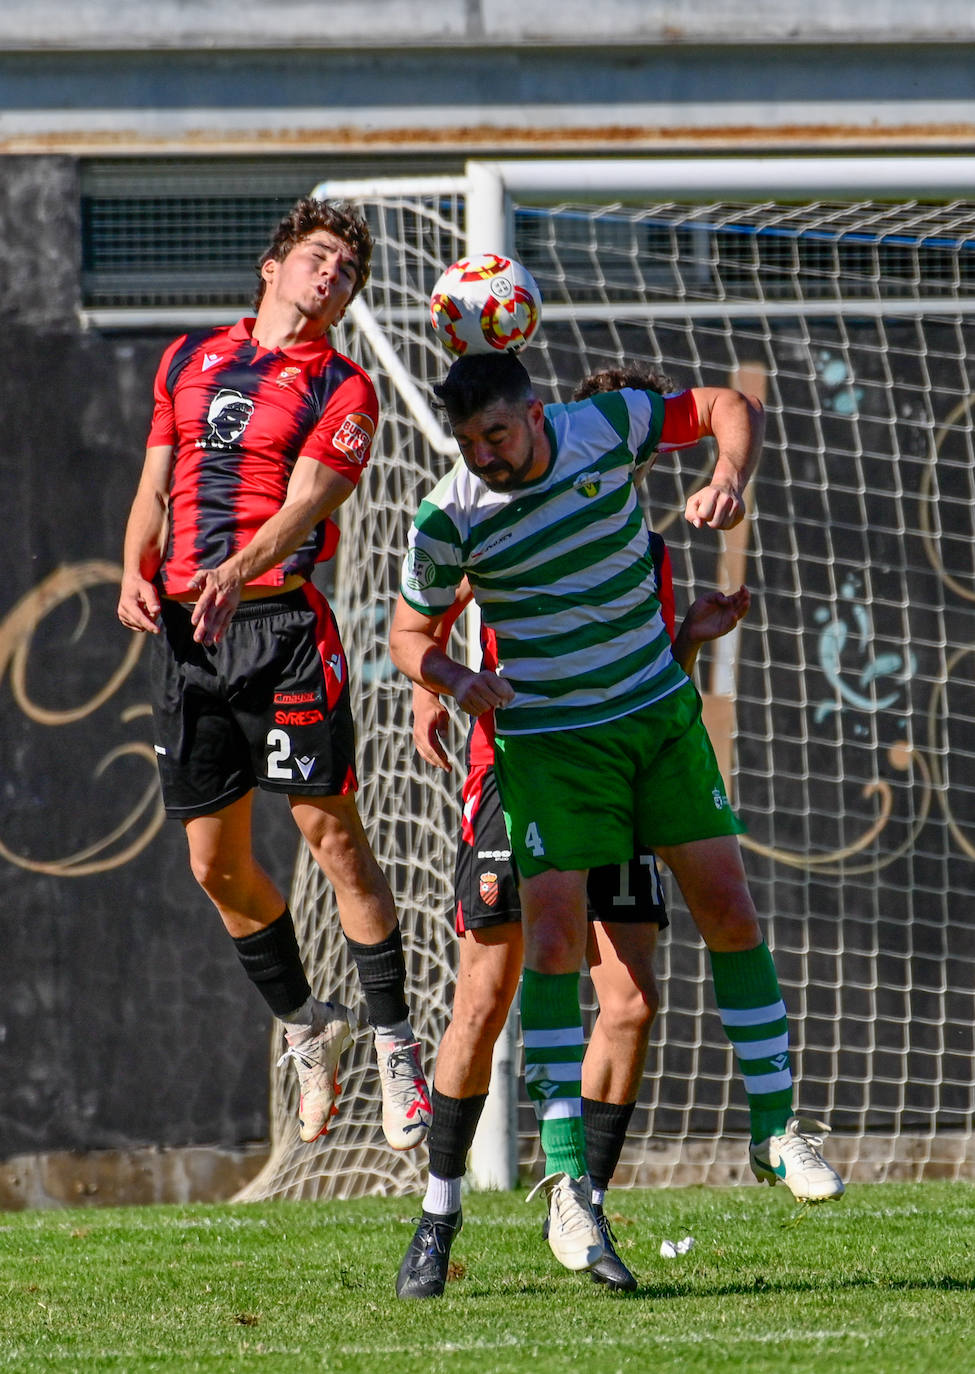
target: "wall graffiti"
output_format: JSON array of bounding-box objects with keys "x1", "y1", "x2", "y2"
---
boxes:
[
  {"x1": 0, "y1": 561, "x2": 164, "y2": 876},
  {"x1": 813, "y1": 577, "x2": 916, "y2": 725}
]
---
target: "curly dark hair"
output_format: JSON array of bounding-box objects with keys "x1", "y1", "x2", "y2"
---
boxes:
[
  {"x1": 572, "y1": 362, "x2": 678, "y2": 400},
  {"x1": 252, "y1": 197, "x2": 373, "y2": 311}
]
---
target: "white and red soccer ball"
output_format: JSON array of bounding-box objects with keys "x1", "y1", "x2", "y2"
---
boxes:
[{"x1": 429, "y1": 253, "x2": 542, "y2": 356}]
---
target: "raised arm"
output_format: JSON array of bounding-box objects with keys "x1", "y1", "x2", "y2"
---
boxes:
[{"x1": 682, "y1": 388, "x2": 764, "y2": 531}]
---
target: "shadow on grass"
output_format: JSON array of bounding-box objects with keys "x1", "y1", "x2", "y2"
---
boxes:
[{"x1": 446, "y1": 1271, "x2": 975, "y2": 1301}]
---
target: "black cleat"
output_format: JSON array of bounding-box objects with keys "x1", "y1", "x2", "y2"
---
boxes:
[
  {"x1": 589, "y1": 1205, "x2": 638, "y2": 1292},
  {"x1": 395, "y1": 1209, "x2": 462, "y2": 1299}
]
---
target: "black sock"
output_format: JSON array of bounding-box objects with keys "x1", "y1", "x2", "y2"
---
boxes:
[
  {"x1": 582, "y1": 1097, "x2": 636, "y2": 1194},
  {"x1": 344, "y1": 926, "x2": 410, "y2": 1027},
  {"x1": 231, "y1": 908, "x2": 311, "y2": 1017},
  {"x1": 427, "y1": 1088, "x2": 489, "y2": 1181}
]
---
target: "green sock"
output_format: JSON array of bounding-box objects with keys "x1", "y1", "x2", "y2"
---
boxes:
[
  {"x1": 709, "y1": 943, "x2": 793, "y2": 1143},
  {"x1": 521, "y1": 968, "x2": 587, "y2": 1177}
]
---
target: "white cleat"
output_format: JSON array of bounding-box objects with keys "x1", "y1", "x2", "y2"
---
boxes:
[
  {"x1": 527, "y1": 1171, "x2": 606, "y2": 1271},
  {"x1": 750, "y1": 1115, "x2": 845, "y2": 1202},
  {"x1": 277, "y1": 1002, "x2": 354, "y2": 1143},
  {"x1": 374, "y1": 1037, "x2": 432, "y2": 1150}
]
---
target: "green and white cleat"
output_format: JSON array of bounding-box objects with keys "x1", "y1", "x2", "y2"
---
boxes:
[
  {"x1": 750, "y1": 1115, "x2": 845, "y2": 1202},
  {"x1": 527, "y1": 1171, "x2": 605, "y2": 1272}
]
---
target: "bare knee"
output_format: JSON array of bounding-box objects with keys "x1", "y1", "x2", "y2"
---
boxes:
[
  {"x1": 451, "y1": 979, "x2": 516, "y2": 1047},
  {"x1": 294, "y1": 798, "x2": 385, "y2": 897},
  {"x1": 695, "y1": 890, "x2": 763, "y2": 952},
  {"x1": 596, "y1": 979, "x2": 659, "y2": 1041},
  {"x1": 659, "y1": 836, "x2": 764, "y2": 953},
  {"x1": 186, "y1": 843, "x2": 250, "y2": 907}
]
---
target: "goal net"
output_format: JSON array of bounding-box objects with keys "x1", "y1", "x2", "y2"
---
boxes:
[{"x1": 238, "y1": 158, "x2": 975, "y2": 1202}]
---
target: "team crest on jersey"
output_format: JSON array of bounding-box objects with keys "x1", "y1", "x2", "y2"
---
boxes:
[
  {"x1": 478, "y1": 871, "x2": 499, "y2": 907},
  {"x1": 573, "y1": 470, "x2": 602, "y2": 499},
  {"x1": 404, "y1": 547, "x2": 436, "y2": 591},
  {"x1": 275, "y1": 366, "x2": 302, "y2": 388},
  {"x1": 201, "y1": 389, "x2": 255, "y2": 448},
  {"x1": 334, "y1": 411, "x2": 375, "y2": 464}
]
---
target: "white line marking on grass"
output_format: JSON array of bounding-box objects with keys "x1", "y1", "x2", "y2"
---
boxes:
[{"x1": 335, "y1": 1331, "x2": 875, "y2": 1358}]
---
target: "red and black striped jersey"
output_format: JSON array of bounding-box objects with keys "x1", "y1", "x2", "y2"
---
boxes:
[{"x1": 147, "y1": 317, "x2": 378, "y2": 595}]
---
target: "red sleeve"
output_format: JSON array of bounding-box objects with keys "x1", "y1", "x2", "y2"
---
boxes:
[
  {"x1": 657, "y1": 547, "x2": 676, "y2": 642},
  {"x1": 468, "y1": 625, "x2": 499, "y2": 765},
  {"x1": 145, "y1": 335, "x2": 187, "y2": 448},
  {"x1": 648, "y1": 534, "x2": 676, "y2": 641},
  {"x1": 300, "y1": 369, "x2": 379, "y2": 486},
  {"x1": 658, "y1": 389, "x2": 701, "y2": 451}
]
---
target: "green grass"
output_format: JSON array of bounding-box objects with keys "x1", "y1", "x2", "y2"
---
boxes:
[{"x1": 0, "y1": 1182, "x2": 973, "y2": 1373}]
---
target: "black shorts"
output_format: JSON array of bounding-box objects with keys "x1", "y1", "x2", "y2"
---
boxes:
[
  {"x1": 454, "y1": 764, "x2": 669, "y2": 933},
  {"x1": 150, "y1": 584, "x2": 358, "y2": 820}
]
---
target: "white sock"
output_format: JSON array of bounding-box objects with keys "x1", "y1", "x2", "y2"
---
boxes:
[
  {"x1": 423, "y1": 1172, "x2": 462, "y2": 1217},
  {"x1": 374, "y1": 1018, "x2": 414, "y2": 1043}
]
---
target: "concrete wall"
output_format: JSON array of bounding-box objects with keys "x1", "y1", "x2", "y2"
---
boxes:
[
  {"x1": 4, "y1": 0, "x2": 974, "y2": 46},
  {"x1": 0, "y1": 1, "x2": 972, "y2": 153}
]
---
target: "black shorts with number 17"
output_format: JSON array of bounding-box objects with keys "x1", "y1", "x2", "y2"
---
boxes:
[{"x1": 454, "y1": 763, "x2": 668, "y2": 933}]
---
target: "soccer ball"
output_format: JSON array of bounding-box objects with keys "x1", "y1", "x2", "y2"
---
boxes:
[{"x1": 429, "y1": 253, "x2": 541, "y2": 356}]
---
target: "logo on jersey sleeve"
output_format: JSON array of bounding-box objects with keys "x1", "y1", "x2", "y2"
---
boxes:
[
  {"x1": 201, "y1": 389, "x2": 255, "y2": 448},
  {"x1": 334, "y1": 411, "x2": 376, "y2": 464},
  {"x1": 404, "y1": 547, "x2": 436, "y2": 592}
]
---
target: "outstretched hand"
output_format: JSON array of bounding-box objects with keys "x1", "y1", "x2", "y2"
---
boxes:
[{"x1": 682, "y1": 584, "x2": 751, "y2": 644}]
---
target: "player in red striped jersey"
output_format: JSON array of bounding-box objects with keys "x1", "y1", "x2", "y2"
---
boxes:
[{"x1": 117, "y1": 198, "x2": 431, "y2": 1152}]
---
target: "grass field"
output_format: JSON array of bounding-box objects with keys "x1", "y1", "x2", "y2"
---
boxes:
[{"x1": 0, "y1": 1180, "x2": 973, "y2": 1373}]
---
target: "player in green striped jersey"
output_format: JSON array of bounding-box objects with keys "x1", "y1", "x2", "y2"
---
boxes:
[{"x1": 390, "y1": 352, "x2": 844, "y2": 1275}]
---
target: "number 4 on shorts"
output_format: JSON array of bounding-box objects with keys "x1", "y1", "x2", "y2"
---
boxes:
[{"x1": 525, "y1": 820, "x2": 545, "y2": 857}]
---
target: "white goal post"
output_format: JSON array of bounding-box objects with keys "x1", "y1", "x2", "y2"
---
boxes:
[{"x1": 237, "y1": 156, "x2": 975, "y2": 1204}]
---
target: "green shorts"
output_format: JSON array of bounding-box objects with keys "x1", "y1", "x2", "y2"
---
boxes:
[{"x1": 493, "y1": 680, "x2": 744, "y2": 878}]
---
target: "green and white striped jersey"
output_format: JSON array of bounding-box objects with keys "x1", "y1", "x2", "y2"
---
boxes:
[{"x1": 401, "y1": 388, "x2": 689, "y2": 735}]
